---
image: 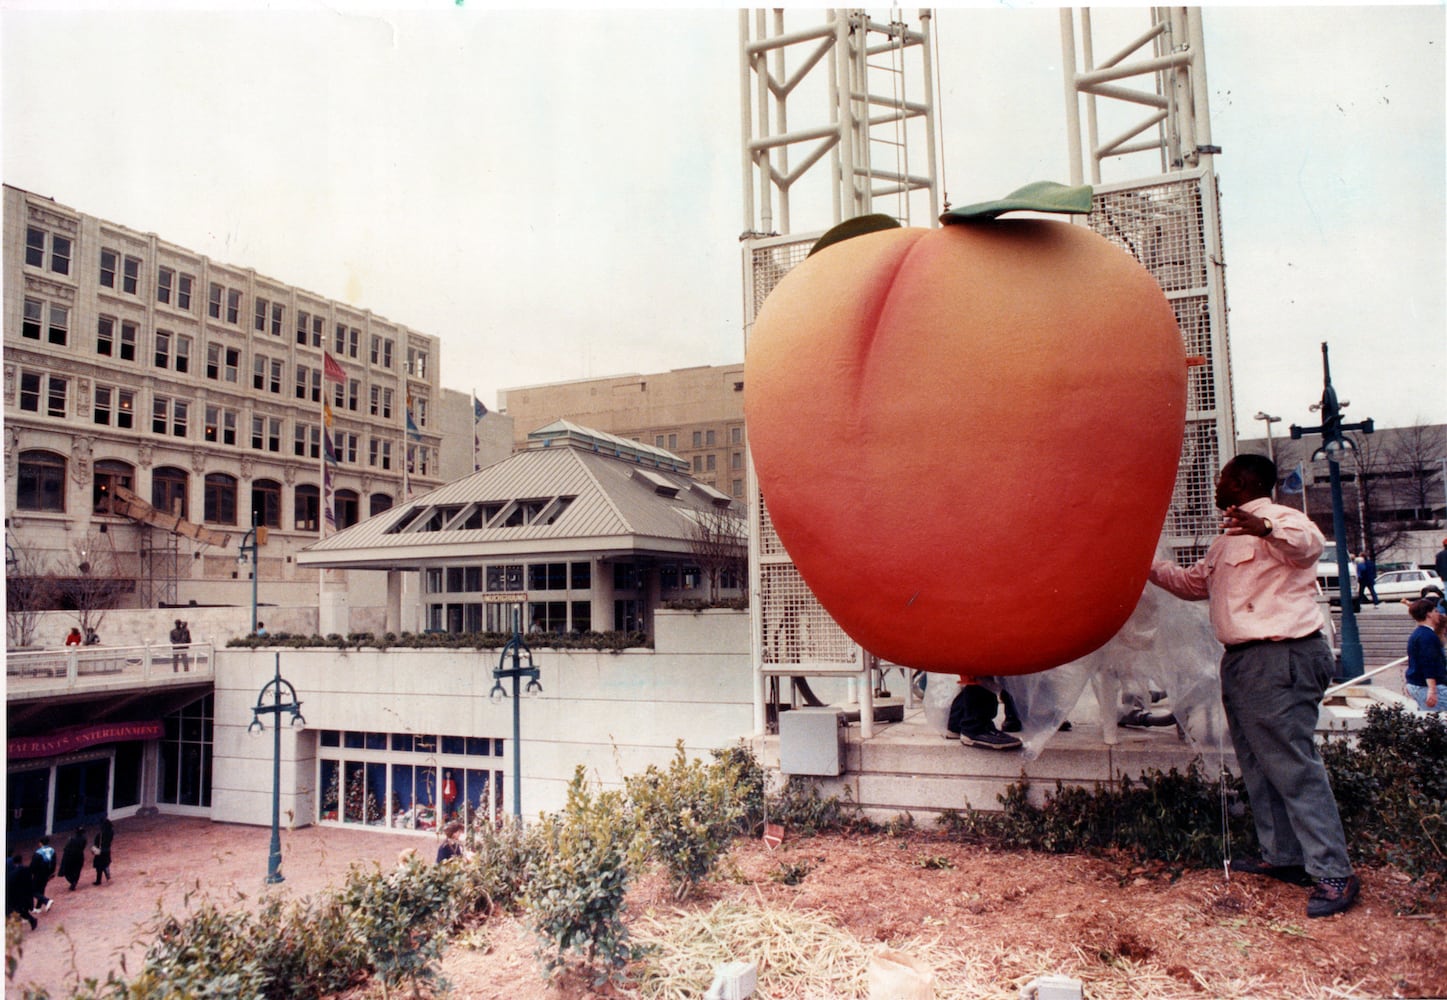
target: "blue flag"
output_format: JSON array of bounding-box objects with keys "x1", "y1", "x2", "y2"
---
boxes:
[
  {"x1": 1281, "y1": 465, "x2": 1304, "y2": 495},
  {"x1": 473, "y1": 395, "x2": 488, "y2": 421},
  {"x1": 405, "y1": 410, "x2": 422, "y2": 441}
]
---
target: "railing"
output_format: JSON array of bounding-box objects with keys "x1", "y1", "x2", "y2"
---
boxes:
[{"x1": 5, "y1": 642, "x2": 215, "y2": 696}]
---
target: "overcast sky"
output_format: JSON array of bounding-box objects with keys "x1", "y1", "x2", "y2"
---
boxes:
[{"x1": 3, "y1": 3, "x2": 1442, "y2": 435}]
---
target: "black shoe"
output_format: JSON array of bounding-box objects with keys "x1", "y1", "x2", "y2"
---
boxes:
[
  {"x1": 1120, "y1": 708, "x2": 1177, "y2": 729},
  {"x1": 960, "y1": 729, "x2": 1022, "y2": 751},
  {"x1": 1307, "y1": 875, "x2": 1360, "y2": 918},
  {"x1": 942, "y1": 730, "x2": 960, "y2": 741},
  {"x1": 1002, "y1": 717, "x2": 1023, "y2": 733},
  {"x1": 1058, "y1": 720, "x2": 1073, "y2": 732},
  {"x1": 1230, "y1": 856, "x2": 1313, "y2": 886}
]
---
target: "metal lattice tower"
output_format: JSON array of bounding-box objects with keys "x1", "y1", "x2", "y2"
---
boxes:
[
  {"x1": 1061, "y1": 7, "x2": 1235, "y2": 564},
  {"x1": 741, "y1": 8, "x2": 944, "y2": 733}
]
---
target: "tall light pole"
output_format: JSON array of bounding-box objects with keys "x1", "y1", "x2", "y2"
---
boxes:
[
  {"x1": 489, "y1": 611, "x2": 542, "y2": 822},
  {"x1": 1291, "y1": 343, "x2": 1374, "y2": 680},
  {"x1": 1254, "y1": 411, "x2": 1281, "y2": 463},
  {"x1": 248, "y1": 652, "x2": 305, "y2": 884},
  {"x1": 238, "y1": 515, "x2": 267, "y2": 636}
]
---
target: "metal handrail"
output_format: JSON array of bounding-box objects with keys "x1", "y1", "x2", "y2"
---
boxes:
[
  {"x1": 1324, "y1": 656, "x2": 1406, "y2": 699},
  {"x1": 5, "y1": 641, "x2": 215, "y2": 691}
]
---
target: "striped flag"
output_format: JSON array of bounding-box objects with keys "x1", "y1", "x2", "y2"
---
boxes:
[{"x1": 323, "y1": 352, "x2": 348, "y2": 384}]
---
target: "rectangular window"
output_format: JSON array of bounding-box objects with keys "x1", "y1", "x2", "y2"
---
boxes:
[
  {"x1": 50, "y1": 234, "x2": 72, "y2": 275},
  {"x1": 154, "y1": 330, "x2": 171, "y2": 368},
  {"x1": 347, "y1": 379, "x2": 359, "y2": 411},
  {"x1": 226, "y1": 289, "x2": 241, "y2": 324},
  {"x1": 22, "y1": 298, "x2": 42, "y2": 339},
  {"x1": 294, "y1": 423, "x2": 320, "y2": 459},
  {"x1": 94, "y1": 386, "x2": 113, "y2": 425},
  {"x1": 731, "y1": 451, "x2": 742, "y2": 470},
  {"x1": 101, "y1": 249, "x2": 118, "y2": 288},
  {"x1": 348, "y1": 328, "x2": 360, "y2": 358},
  {"x1": 118, "y1": 321, "x2": 137, "y2": 361},
  {"x1": 117, "y1": 389, "x2": 135, "y2": 429},
  {"x1": 254, "y1": 355, "x2": 267, "y2": 391},
  {"x1": 269, "y1": 358, "x2": 284, "y2": 394},
  {"x1": 122, "y1": 256, "x2": 141, "y2": 295},
  {"x1": 655, "y1": 435, "x2": 665, "y2": 448},
  {"x1": 732, "y1": 426, "x2": 743, "y2": 445},
  {"x1": 706, "y1": 453, "x2": 716, "y2": 471},
  {"x1": 311, "y1": 314, "x2": 324, "y2": 348},
  {"x1": 25, "y1": 227, "x2": 45, "y2": 267},
  {"x1": 206, "y1": 343, "x2": 221, "y2": 380},
  {"x1": 157, "y1": 267, "x2": 174, "y2": 304},
  {"x1": 382, "y1": 339, "x2": 394, "y2": 369},
  {"x1": 267, "y1": 417, "x2": 281, "y2": 452},
  {"x1": 370, "y1": 385, "x2": 381, "y2": 416},
  {"x1": 90, "y1": 316, "x2": 113, "y2": 355},
  {"x1": 172, "y1": 400, "x2": 188, "y2": 437},
  {"x1": 175, "y1": 336, "x2": 191, "y2": 374},
  {"x1": 706, "y1": 429, "x2": 717, "y2": 446},
  {"x1": 205, "y1": 405, "x2": 221, "y2": 443},
  {"x1": 19, "y1": 372, "x2": 41, "y2": 412},
  {"x1": 297, "y1": 310, "x2": 310, "y2": 345},
  {"x1": 177, "y1": 274, "x2": 193, "y2": 311},
  {"x1": 335, "y1": 323, "x2": 347, "y2": 355},
  {"x1": 208, "y1": 282, "x2": 223, "y2": 318},
  {"x1": 370, "y1": 335, "x2": 382, "y2": 365},
  {"x1": 47, "y1": 304, "x2": 68, "y2": 345},
  {"x1": 295, "y1": 365, "x2": 311, "y2": 400},
  {"x1": 417, "y1": 398, "x2": 428, "y2": 427},
  {"x1": 153, "y1": 396, "x2": 170, "y2": 435},
  {"x1": 251, "y1": 416, "x2": 264, "y2": 450},
  {"x1": 270, "y1": 301, "x2": 283, "y2": 336},
  {"x1": 254, "y1": 297, "x2": 268, "y2": 332},
  {"x1": 668, "y1": 433, "x2": 678, "y2": 450}
]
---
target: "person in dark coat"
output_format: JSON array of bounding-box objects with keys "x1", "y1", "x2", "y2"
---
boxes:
[
  {"x1": 93, "y1": 817, "x2": 114, "y2": 885},
  {"x1": 6, "y1": 852, "x2": 37, "y2": 929},
  {"x1": 28, "y1": 835, "x2": 56, "y2": 912},
  {"x1": 59, "y1": 827, "x2": 87, "y2": 891}
]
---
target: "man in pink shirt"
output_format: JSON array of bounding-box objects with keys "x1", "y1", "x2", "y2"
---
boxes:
[{"x1": 1150, "y1": 453, "x2": 1359, "y2": 918}]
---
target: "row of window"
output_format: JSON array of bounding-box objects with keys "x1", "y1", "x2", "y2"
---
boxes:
[
  {"x1": 14, "y1": 449, "x2": 394, "y2": 530},
  {"x1": 16, "y1": 368, "x2": 434, "y2": 472},
  {"x1": 425, "y1": 561, "x2": 594, "y2": 595},
  {"x1": 25, "y1": 224, "x2": 431, "y2": 376},
  {"x1": 20, "y1": 302, "x2": 430, "y2": 426},
  {"x1": 317, "y1": 730, "x2": 506, "y2": 830},
  {"x1": 654, "y1": 426, "x2": 745, "y2": 452}
]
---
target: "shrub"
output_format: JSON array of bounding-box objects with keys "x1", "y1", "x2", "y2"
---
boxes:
[
  {"x1": 766, "y1": 777, "x2": 856, "y2": 836},
  {"x1": 523, "y1": 767, "x2": 638, "y2": 986},
  {"x1": 939, "y1": 763, "x2": 1256, "y2": 867},
  {"x1": 460, "y1": 819, "x2": 544, "y2": 914},
  {"x1": 1322, "y1": 704, "x2": 1446, "y2": 902},
  {"x1": 711, "y1": 741, "x2": 768, "y2": 836},
  {"x1": 331, "y1": 857, "x2": 464, "y2": 999},
  {"x1": 626, "y1": 742, "x2": 747, "y2": 900}
]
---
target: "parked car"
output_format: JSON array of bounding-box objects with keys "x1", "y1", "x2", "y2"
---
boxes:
[
  {"x1": 1315, "y1": 544, "x2": 1356, "y2": 595},
  {"x1": 1370, "y1": 568, "x2": 1445, "y2": 601}
]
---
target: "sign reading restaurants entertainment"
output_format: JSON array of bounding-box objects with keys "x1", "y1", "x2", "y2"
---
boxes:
[{"x1": 8, "y1": 721, "x2": 164, "y2": 760}]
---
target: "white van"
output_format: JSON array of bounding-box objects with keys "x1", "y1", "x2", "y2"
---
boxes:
[{"x1": 1315, "y1": 543, "x2": 1357, "y2": 599}]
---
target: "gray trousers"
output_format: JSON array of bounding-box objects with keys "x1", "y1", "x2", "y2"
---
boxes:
[{"x1": 1220, "y1": 633, "x2": 1352, "y2": 879}]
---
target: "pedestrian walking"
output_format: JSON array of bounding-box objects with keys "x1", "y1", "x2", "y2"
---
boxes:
[
  {"x1": 60, "y1": 828, "x2": 87, "y2": 891},
  {"x1": 7, "y1": 852, "x2": 37, "y2": 930},
  {"x1": 28, "y1": 835, "x2": 56, "y2": 913},
  {"x1": 93, "y1": 817, "x2": 114, "y2": 885}
]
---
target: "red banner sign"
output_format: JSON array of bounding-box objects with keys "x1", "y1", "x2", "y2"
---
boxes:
[{"x1": 7, "y1": 720, "x2": 163, "y2": 760}]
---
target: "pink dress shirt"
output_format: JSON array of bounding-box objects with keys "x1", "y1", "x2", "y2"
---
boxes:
[{"x1": 1149, "y1": 497, "x2": 1326, "y2": 647}]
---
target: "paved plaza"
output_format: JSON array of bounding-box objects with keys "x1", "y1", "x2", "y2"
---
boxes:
[{"x1": 7, "y1": 814, "x2": 421, "y2": 997}]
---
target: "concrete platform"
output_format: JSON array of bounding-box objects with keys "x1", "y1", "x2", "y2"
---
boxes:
[{"x1": 752, "y1": 679, "x2": 1419, "y2": 827}]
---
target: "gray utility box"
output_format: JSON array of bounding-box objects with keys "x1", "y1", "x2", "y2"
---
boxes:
[{"x1": 779, "y1": 708, "x2": 846, "y2": 776}]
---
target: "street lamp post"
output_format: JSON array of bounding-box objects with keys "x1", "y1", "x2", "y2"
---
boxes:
[
  {"x1": 1291, "y1": 342, "x2": 1374, "y2": 680},
  {"x1": 490, "y1": 612, "x2": 543, "y2": 822},
  {"x1": 238, "y1": 515, "x2": 267, "y2": 636},
  {"x1": 1254, "y1": 410, "x2": 1281, "y2": 466},
  {"x1": 248, "y1": 652, "x2": 305, "y2": 884}
]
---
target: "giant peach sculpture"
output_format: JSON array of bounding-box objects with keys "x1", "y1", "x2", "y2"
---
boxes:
[{"x1": 745, "y1": 184, "x2": 1188, "y2": 676}]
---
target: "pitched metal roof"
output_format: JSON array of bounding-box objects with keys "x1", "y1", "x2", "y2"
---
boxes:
[{"x1": 296, "y1": 423, "x2": 737, "y2": 570}]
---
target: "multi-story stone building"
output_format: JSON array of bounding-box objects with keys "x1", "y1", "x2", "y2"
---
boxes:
[
  {"x1": 497, "y1": 364, "x2": 747, "y2": 498},
  {"x1": 3, "y1": 184, "x2": 450, "y2": 614}
]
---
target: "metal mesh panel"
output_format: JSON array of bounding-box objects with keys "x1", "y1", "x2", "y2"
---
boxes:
[
  {"x1": 1089, "y1": 172, "x2": 1232, "y2": 564},
  {"x1": 757, "y1": 561, "x2": 859, "y2": 671},
  {"x1": 1088, "y1": 181, "x2": 1207, "y2": 294},
  {"x1": 750, "y1": 241, "x2": 813, "y2": 309},
  {"x1": 1174, "y1": 297, "x2": 1217, "y2": 413}
]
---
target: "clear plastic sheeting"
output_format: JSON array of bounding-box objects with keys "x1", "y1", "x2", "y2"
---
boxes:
[{"x1": 923, "y1": 553, "x2": 1229, "y2": 764}]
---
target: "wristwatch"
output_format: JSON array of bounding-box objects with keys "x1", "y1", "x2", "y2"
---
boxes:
[{"x1": 1261, "y1": 517, "x2": 1274, "y2": 537}]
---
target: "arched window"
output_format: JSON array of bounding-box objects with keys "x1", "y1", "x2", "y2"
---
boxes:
[
  {"x1": 204, "y1": 472, "x2": 238, "y2": 525},
  {"x1": 335, "y1": 488, "x2": 360, "y2": 529},
  {"x1": 16, "y1": 450, "x2": 66, "y2": 511},
  {"x1": 369, "y1": 492, "x2": 393, "y2": 517},
  {"x1": 152, "y1": 466, "x2": 189, "y2": 520},
  {"x1": 93, "y1": 460, "x2": 135, "y2": 514},
  {"x1": 294, "y1": 484, "x2": 320, "y2": 533},
  {"x1": 251, "y1": 478, "x2": 282, "y2": 529}
]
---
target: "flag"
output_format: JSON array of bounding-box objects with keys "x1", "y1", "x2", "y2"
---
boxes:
[
  {"x1": 1281, "y1": 464, "x2": 1304, "y2": 494},
  {"x1": 473, "y1": 392, "x2": 485, "y2": 472},
  {"x1": 406, "y1": 411, "x2": 421, "y2": 441},
  {"x1": 322, "y1": 460, "x2": 337, "y2": 535},
  {"x1": 323, "y1": 352, "x2": 348, "y2": 384}
]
